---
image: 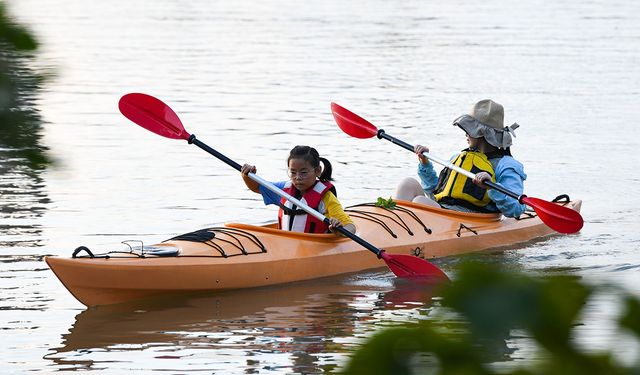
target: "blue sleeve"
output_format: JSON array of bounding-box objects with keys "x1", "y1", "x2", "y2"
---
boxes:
[
  {"x1": 488, "y1": 157, "x2": 527, "y2": 218},
  {"x1": 258, "y1": 181, "x2": 287, "y2": 206},
  {"x1": 417, "y1": 162, "x2": 439, "y2": 193}
]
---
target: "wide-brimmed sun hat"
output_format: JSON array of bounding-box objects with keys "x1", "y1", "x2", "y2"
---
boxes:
[{"x1": 453, "y1": 99, "x2": 519, "y2": 149}]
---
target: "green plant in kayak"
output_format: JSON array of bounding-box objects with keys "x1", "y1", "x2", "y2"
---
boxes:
[{"x1": 375, "y1": 196, "x2": 396, "y2": 209}]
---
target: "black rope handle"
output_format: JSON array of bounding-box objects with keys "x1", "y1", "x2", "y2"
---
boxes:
[
  {"x1": 347, "y1": 203, "x2": 432, "y2": 234},
  {"x1": 552, "y1": 194, "x2": 571, "y2": 204},
  {"x1": 72, "y1": 246, "x2": 95, "y2": 258},
  {"x1": 456, "y1": 224, "x2": 478, "y2": 237},
  {"x1": 346, "y1": 211, "x2": 398, "y2": 238}
]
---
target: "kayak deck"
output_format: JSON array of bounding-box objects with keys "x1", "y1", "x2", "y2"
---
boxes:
[{"x1": 46, "y1": 199, "x2": 582, "y2": 306}]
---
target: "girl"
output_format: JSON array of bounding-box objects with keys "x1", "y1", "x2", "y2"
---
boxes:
[
  {"x1": 241, "y1": 145, "x2": 356, "y2": 235},
  {"x1": 395, "y1": 99, "x2": 527, "y2": 218}
]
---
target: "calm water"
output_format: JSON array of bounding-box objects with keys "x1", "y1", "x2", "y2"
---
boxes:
[{"x1": 2, "y1": 0, "x2": 640, "y2": 373}]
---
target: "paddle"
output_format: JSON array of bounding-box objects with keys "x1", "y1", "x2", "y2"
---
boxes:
[
  {"x1": 331, "y1": 102, "x2": 584, "y2": 234},
  {"x1": 118, "y1": 93, "x2": 449, "y2": 280}
]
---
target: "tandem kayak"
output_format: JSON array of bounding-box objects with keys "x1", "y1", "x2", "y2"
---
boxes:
[{"x1": 46, "y1": 198, "x2": 582, "y2": 307}]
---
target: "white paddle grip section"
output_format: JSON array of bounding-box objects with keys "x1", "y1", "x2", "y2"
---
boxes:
[
  {"x1": 247, "y1": 173, "x2": 327, "y2": 223},
  {"x1": 421, "y1": 152, "x2": 476, "y2": 179}
]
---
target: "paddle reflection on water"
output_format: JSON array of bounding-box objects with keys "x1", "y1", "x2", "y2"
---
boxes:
[{"x1": 44, "y1": 273, "x2": 440, "y2": 373}]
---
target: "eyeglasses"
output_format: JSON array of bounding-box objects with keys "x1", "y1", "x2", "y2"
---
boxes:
[{"x1": 287, "y1": 169, "x2": 313, "y2": 179}]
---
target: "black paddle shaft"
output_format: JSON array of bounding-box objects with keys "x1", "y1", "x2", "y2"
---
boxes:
[
  {"x1": 335, "y1": 226, "x2": 384, "y2": 258},
  {"x1": 376, "y1": 130, "x2": 524, "y2": 202},
  {"x1": 189, "y1": 135, "x2": 243, "y2": 172}
]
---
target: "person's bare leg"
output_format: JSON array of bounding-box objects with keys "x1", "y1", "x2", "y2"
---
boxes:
[
  {"x1": 395, "y1": 177, "x2": 440, "y2": 207},
  {"x1": 412, "y1": 195, "x2": 441, "y2": 207},
  {"x1": 395, "y1": 177, "x2": 426, "y2": 201}
]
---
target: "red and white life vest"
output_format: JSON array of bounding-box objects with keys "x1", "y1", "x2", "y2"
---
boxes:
[{"x1": 278, "y1": 180, "x2": 335, "y2": 233}]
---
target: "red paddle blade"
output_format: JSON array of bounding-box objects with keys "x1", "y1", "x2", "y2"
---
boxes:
[
  {"x1": 331, "y1": 102, "x2": 378, "y2": 139},
  {"x1": 522, "y1": 196, "x2": 584, "y2": 234},
  {"x1": 119, "y1": 93, "x2": 191, "y2": 141},
  {"x1": 380, "y1": 252, "x2": 449, "y2": 281}
]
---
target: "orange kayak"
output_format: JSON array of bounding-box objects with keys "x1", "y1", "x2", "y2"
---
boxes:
[{"x1": 46, "y1": 199, "x2": 582, "y2": 307}]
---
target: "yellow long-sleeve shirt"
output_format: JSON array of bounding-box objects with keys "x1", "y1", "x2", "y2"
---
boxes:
[{"x1": 321, "y1": 191, "x2": 354, "y2": 226}]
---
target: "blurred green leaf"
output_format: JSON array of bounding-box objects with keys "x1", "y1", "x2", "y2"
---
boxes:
[
  {"x1": 441, "y1": 262, "x2": 540, "y2": 341},
  {"x1": 338, "y1": 262, "x2": 640, "y2": 375},
  {"x1": 619, "y1": 296, "x2": 640, "y2": 337},
  {"x1": 0, "y1": 1, "x2": 51, "y2": 168},
  {"x1": 530, "y1": 276, "x2": 590, "y2": 352},
  {"x1": 0, "y1": 2, "x2": 38, "y2": 50},
  {"x1": 343, "y1": 326, "x2": 492, "y2": 375}
]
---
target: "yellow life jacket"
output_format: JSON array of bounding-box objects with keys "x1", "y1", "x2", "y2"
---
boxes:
[{"x1": 433, "y1": 150, "x2": 497, "y2": 211}]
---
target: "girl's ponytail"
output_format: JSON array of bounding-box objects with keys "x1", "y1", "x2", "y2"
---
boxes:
[{"x1": 318, "y1": 157, "x2": 333, "y2": 182}]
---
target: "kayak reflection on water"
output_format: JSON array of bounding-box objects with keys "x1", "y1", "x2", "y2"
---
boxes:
[{"x1": 44, "y1": 272, "x2": 441, "y2": 373}]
